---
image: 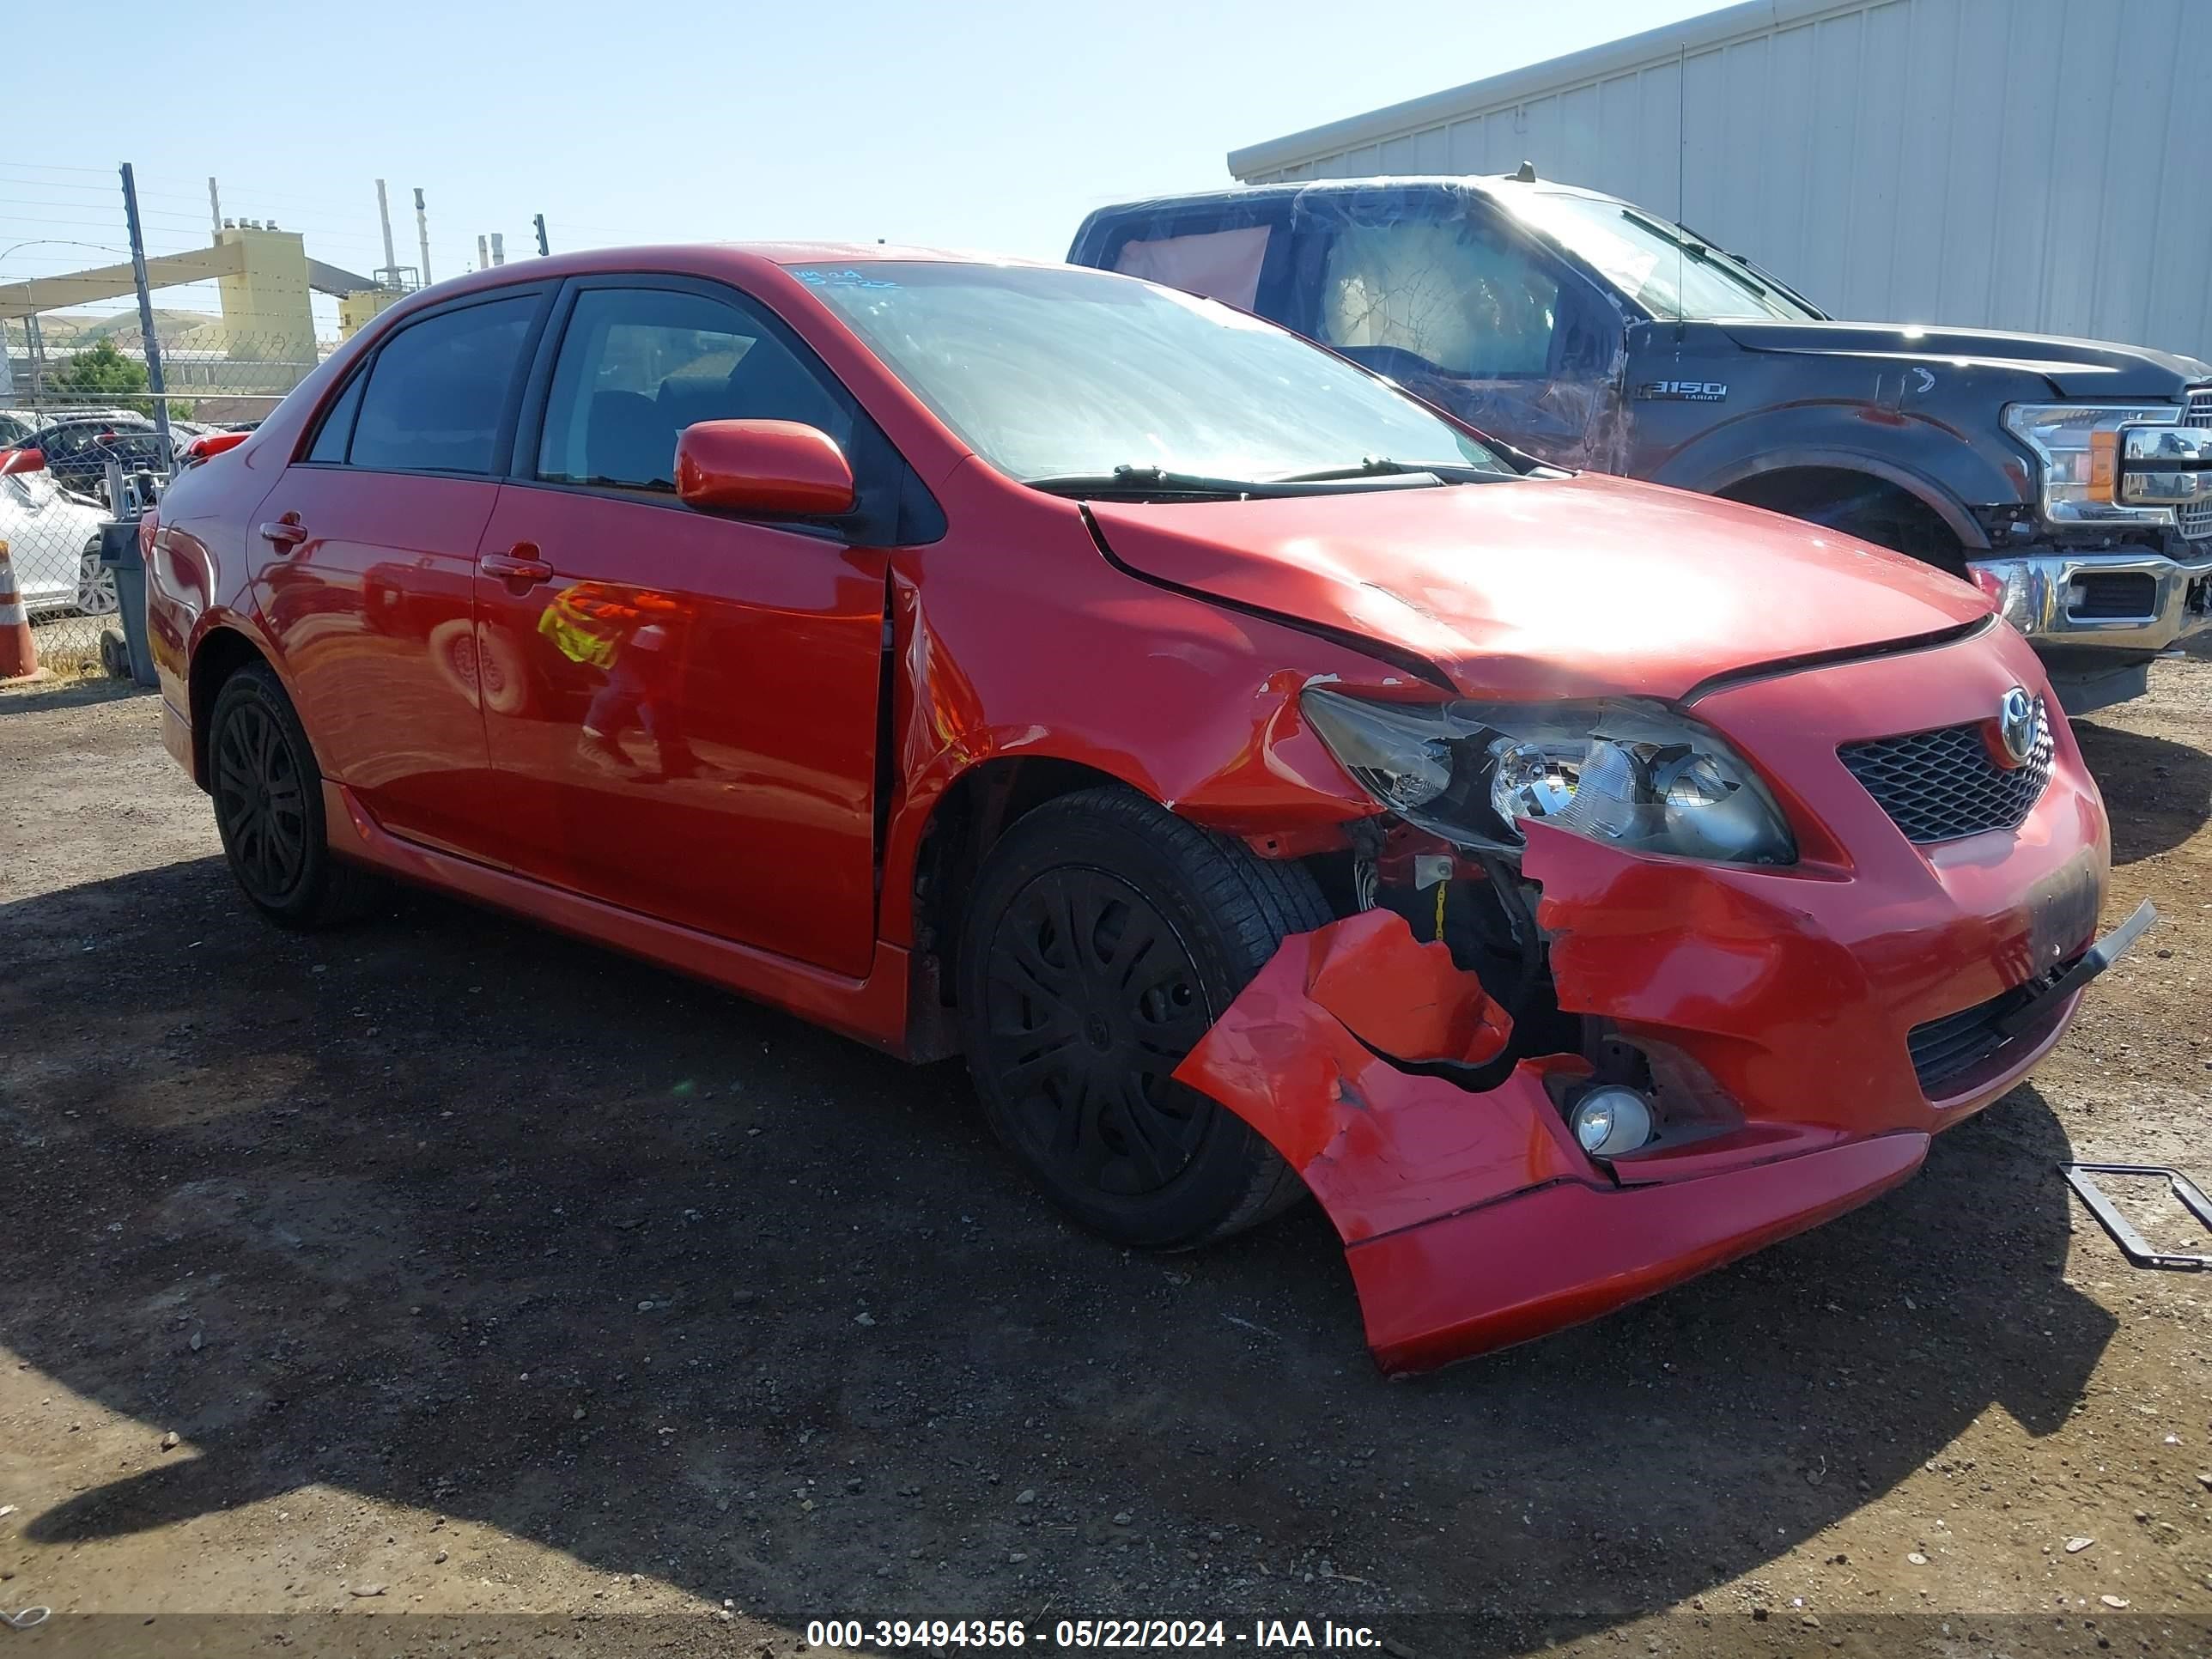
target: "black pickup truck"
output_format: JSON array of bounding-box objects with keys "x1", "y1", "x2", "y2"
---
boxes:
[{"x1": 1068, "y1": 176, "x2": 2212, "y2": 713}]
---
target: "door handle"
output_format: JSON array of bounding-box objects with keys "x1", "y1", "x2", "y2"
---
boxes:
[
  {"x1": 481, "y1": 547, "x2": 554, "y2": 585},
  {"x1": 258, "y1": 514, "x2": 308, "y2": 550}
]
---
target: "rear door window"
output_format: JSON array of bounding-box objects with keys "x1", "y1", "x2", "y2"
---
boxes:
[{"x1": 347, "y1": 295, "x2": 538, "y2": 475}]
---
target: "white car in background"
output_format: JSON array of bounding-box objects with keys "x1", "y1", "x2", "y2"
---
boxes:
[{"x1": 1, "y1": 457, "x2": 115, "y2": 618}]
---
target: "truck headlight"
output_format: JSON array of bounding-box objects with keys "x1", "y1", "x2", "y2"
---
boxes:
[
  {"x1": 1303, "y1": 689, "x2": 1796, "y2": 866},
  {"x1": 2002, "y1": 402, "x2": 2183, "y2": 528}
]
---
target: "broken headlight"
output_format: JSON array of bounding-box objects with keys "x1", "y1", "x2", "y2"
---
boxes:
[{"x1": 1302, "y1": 689, "x2": 1796, "y2": 865}]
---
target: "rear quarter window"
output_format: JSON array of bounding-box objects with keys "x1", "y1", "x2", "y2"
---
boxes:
[{"x1": 1109, "y1": 224, "x2": 1273, "y2": 311}]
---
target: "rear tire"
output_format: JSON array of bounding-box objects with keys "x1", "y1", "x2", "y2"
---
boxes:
[
  {"x1": 208, "y1": 662, "x2": 380, "y2": 929},
  {"x1": 957, "y1": 785, "x2": 1330, "y2": 1249}
]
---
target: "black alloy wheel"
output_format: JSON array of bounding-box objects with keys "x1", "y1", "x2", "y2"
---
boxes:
[
  {"x1": 208, "y1": 662, "x2": 378, "y2": 928},
  {"x1": 214, "y1": 694, "x2": 309, "y2": 906}
]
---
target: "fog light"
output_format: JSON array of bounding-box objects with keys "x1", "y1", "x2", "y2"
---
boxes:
[{"x1": 1571, "y1": 1086, "x2": 1656, "y2": 1158}]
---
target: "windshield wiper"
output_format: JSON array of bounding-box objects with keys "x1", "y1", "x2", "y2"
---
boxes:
[
  {"x1": 1269, "y1": 457, "x2": 1505, "y2": 485},
  {"x1": 1023, "y1": 462, "x2": 1459, "y2": 501},
  {"x1": 1023, "y1": 465, "x2": 1267, "y2": 500}
]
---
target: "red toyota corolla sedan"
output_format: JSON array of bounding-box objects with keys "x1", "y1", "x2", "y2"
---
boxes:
[{"x1": 143, "y1": 246, "x2": 2151, "y2": 1373}]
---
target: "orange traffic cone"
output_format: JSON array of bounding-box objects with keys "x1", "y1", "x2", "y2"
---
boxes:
[{"x1": 0, "y1": 538, "x2": 44, "y2": 683}]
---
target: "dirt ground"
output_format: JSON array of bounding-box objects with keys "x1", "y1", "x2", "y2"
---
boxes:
[{"x1": 2, "y1": 652, "x2": 2209, "y2": 1659}]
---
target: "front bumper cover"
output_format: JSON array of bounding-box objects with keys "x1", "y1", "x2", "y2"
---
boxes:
[
  {"x1": 1168, "y1": 904, "x2": 1929, "y2": 1373},
  {"x1": 1177, "y1": 891, "x2": 2148, "y2": 1375}
]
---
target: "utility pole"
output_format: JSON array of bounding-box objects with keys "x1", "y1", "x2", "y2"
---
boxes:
[
  {"x1": 534, "y1": 214, "x2": 550, "y2": 257},
  {"x1": 489, "y1": 233, "x2": 505, "y2": 267},
  {"x1": 477, "y1": 234, "x2": 489, "y2": 272},
  {"x1": 118, "y1": 162, "x2": 173, "y2": 469},
  {"x1": 414, "y1": 187, "x2": 434, "y2": 285},
  {"x1": 24, "y1": 312, "x2": 44, "y2": 404},
  {"x1": 208, "y1": 176, "x2": 222, "y2": 234}
]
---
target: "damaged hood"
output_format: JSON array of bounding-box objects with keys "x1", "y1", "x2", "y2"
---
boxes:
[
  {"x1": 1720, "y1": 319, "x2": 2212, "y2": 400},
  {"x1": 1088, "y1": 472, "x2": 1991, "y2": 701}
]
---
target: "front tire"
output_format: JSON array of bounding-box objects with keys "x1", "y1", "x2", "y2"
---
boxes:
[
  {"x1": 208, "y1": 662, "x2": 378, "y2": 928},
  {"x1": 957, "y1": 786, "x2": 1330, "y2": 1249}
]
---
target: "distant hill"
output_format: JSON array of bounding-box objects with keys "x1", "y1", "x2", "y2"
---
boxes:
[{"x1": 32, "y1": 310, "x2": 222, "y2": 348}]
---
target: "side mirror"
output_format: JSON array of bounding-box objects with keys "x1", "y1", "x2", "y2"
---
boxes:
[
  {"x1": 675, "y1": 420, "x2": 854, "y2": 518},
  {"x1": 0, "y1": 447, "x2": 46, "y2": 478}
]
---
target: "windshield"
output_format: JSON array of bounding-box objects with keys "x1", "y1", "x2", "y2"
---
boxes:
[
  {"x1": 793, "y1": 262, "x2": 1516, "y2": 489},
  {"x1": 1502, "y1": 191, "x2": 1820, "y2": 322}
]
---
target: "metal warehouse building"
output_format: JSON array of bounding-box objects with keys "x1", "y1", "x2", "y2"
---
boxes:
[{"x1": 1228, "y1": 0, "x2": 2212, "y2": 360}]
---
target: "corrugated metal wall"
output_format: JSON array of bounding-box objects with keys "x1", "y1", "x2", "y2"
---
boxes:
[{"x1": 1233, "y1": 0, "x2": 2212, "y2": 361}]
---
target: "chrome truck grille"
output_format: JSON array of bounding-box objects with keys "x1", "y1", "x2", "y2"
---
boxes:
[{"x1": 2185, "y1": 388, "x2": 2211, "y2": 541}]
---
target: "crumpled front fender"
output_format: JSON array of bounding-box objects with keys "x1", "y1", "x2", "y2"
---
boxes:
[{"x1": 1172, "y1": 908, "x2": 1579, "y2": 1245}]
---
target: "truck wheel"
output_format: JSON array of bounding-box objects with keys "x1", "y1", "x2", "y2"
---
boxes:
[
  {"x1": 957, "y1": 785, "x2": 1330, "y2": 1249},
  {"x1": 208, "y1": 662, "x2": 380, "y2": 929}
]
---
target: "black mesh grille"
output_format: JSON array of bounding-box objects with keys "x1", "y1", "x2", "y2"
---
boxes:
[
  {"x1": 1838, "y1": 701, "x2": 2053, "y2": 843},
  {"x1": 2069, "y1": 570, "x2": 2158, "y2": 618},
  {"x1": 1907, "y1": 956, "x2": 2076, "y2": 1096}
]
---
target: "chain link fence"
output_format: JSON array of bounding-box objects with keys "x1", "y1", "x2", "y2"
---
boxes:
[
  {"x1": 3, "y1": 161, "x2": 393, "y2": 678},
  {"x1": 3, "y1": 319, "x2": 314, "y2": 673}
]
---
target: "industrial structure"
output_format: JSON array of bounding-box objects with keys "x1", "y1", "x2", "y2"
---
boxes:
[
  {"x1": 0, "y1": 179, "x2": 436, "y2": 416},
  {"x1": 1227, "y1": 0, "x2": 2212, "y2": 361}
]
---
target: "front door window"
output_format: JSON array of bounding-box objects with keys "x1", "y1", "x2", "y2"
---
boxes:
[{"x1": 1318, "y1": 217, "x2": 1562, "y2": 380}]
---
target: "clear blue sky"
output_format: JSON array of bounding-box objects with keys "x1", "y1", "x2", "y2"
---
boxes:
[{"x1": 4, "y1": 0, "x2": 1722, "y2": 332}]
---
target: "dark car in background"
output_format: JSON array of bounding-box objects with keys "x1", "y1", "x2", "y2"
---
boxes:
[
  {"x1": 7, "y1": 412, "x2": 168, "y2": 501},
  {"x1": 1070, "y1": 176, "x2": 2212, "y2": 713}
]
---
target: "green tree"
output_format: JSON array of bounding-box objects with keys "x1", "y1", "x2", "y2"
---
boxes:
[{"x1": 49, "y1": 337, "x2": 191, "y2": 421}]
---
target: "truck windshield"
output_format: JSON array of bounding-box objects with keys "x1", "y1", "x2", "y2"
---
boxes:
[
  {"x1": 1504, "y1": 191, "x2": 1821, "y2": 322},
  {"x1": 792, "y1": 262, "x2": 1515, "y2": 491}
]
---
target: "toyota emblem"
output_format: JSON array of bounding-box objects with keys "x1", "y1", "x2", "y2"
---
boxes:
[{"x1": 1998, "y1": 687, "x2": 2038, "y2": 764}]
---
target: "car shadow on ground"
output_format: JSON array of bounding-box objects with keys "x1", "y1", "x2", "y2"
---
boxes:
[
  {"x1": 1, "y1": 856, "x2": 2117, "y2": 1652},
  {"x1": 0, "y1": 678, "x2": 149, "y2": 718},
  {"x1": 2073, "y1": 718, "x2": 2212, "y2": 866}
]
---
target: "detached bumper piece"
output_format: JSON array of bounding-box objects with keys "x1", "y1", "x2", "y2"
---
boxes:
[
  {"x1": 1172, "y1": 909, "x2": 1929, "y2": 1375},
  {"x1": 1348, "y1": 1134, "x2": 1927, "y2": 1373},
  {"x1": 2063, "y1": 1164, "x2": 2212, "y2": 1271}
]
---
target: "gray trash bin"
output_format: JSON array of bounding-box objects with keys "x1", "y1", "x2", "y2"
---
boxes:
[{"x1": 97, "y1": 519, "x2": 159, "y2": 689}]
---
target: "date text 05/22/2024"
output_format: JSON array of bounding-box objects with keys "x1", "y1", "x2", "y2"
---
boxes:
[{"x1": 805, "y1": 1619, "x2": 1395, "y2": 1650}]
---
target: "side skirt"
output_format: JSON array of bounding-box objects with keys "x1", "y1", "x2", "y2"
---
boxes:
[{"x1": 321, "y1": 780, "x2": 919, "y2": 1054}]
